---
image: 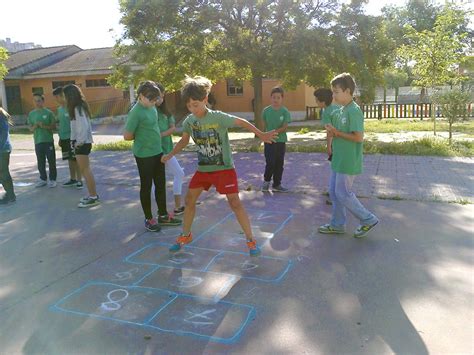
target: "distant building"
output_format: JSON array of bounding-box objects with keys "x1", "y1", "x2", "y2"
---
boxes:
[{"x1": 0, "y1": 38, "x2": 41, "y2": 52}]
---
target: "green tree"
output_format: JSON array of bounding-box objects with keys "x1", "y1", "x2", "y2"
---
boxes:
[
  {"x1": 398, "y1": 4, "x2": 469, "y2": 134},
  {"x1": 383, "y1": 69, "x2": 408, "y2": 102},
  {"x1": 0, "y1": 47, "x2": 8, "y2": 80},
  {"x1": 112, "y1": 0, "x2": 337, "y2": 127},
  {"x1": 432, "y1": 90, "x2": 472, "y2": 143}
]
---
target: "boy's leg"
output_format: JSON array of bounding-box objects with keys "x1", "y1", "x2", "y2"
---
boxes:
[
  {"x1": 35, "y1": 143, "x2": 47, "y2": 181},
  {"x1": 263, "y1": 143, "x2": 276, "y2": 183},
  {"x1": 319, "y1": 170, "x2": 346, "y2": 233},
  {"x1": 273, "y1": 142, "x2": 286, "y2": 187},
  {"x1": 226, "y1": 193, "x2": 261, "y2": 256},
  {"x1": 334, "y1": 173, "x2": 378, "y2": 226},
  {"x1": 182, "y1": 187, "x2": 203, "y2": 235},
  {"x1": 45, "y1": 142, "x2": 57, "y2": 181},
  {"x1": 135, "y1": 156, "x2": 154, "y2": 220}
]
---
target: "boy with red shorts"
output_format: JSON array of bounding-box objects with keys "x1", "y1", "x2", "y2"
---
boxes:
[{"x1": 161, "y1": 76, "x2": 277, "y2": 256}]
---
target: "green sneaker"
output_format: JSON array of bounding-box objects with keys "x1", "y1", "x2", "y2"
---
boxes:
[
  {"x1": 158, "y1": 214, "x2": 182, "y2": 226},
  {"x1": 318, "y1": 224, "x2": 345, "y2": 234},
  {"x1": 353, "y1": 221, "x2": 378, "y2": 238}
]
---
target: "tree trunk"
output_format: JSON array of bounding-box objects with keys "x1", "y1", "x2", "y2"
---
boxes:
[
  {"x1": 252, "y1": 74, "x2": 264, "y2": 131},
  {"x1": 383, "y1": 87, "x2": 386, "y2": 103},
  {"x1": 449, "y1": 121, "x2": 452, "y2": 144},
  {"x1": 395, "y1": 87, "x2": 399, "y2": 103}
]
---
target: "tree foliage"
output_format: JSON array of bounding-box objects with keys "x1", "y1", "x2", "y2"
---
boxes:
[{"x1": 0, "y1": 47, "x2": 8, "y2": 81}]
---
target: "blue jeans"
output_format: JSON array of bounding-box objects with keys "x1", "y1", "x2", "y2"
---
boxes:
[{"x1": 329, "y1": 170, "x2": 378, "y2": 228}]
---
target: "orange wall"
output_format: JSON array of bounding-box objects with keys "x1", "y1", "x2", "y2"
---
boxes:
[
  {"x1": 15, "y1": 75, "x2": 124, "y2": 113},
  {"x1": 211, "y1": 79, "x2": 308, "y2": 113}
]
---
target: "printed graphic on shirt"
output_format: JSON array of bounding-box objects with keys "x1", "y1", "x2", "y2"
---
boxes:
[{"x1": 190, "y1": 122, "x2": 225, "y2": 166}]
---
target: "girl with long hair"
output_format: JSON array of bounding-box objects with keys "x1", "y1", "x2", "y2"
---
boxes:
[
  {"x1": 63, "y1": 84, "x2": 100, "y2": 208},
  {"x1": 156, "y1": 83, "x2": 185, "y2": 215}
]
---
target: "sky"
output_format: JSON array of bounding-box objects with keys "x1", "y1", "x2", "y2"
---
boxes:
[{"x1": 0, "y1": 0, "x2": 441, "y2": 50}]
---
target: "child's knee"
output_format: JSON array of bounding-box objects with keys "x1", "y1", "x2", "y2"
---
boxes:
[{"x1": 227, "y1": 196, "x2": 243, "y2": 210}]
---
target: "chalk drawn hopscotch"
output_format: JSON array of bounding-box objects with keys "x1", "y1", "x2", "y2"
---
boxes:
[{"x1": 51, "y1": 209, "x2": 293, "y2": 344}]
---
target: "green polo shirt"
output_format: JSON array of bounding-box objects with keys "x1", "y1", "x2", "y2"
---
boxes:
[
  {"x1": 321, "y1": 104, "x2": 341, "y2": 125},
  {"x1": 157, "y1": 110, "x2": 175, "y2": 154},
  {"x1": 56, "y1": 106, "x2": 71, "y2": 140},
  {"x1": 262, "y1": 105, "x2": 291, "y2": 143},
  {"x1": 27, "y1": 108, "x2": 55, "y2": 144}
]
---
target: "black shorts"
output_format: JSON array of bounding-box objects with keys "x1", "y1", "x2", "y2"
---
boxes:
[
  {"x1": 59, "y1": 139, "x2": 76, "y2": 160},
  {"x1": 75, "y1": 143, "x2": 92, "y2": 156}
]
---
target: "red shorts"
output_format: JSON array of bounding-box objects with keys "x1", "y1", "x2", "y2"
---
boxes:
[{"x1": 189, "y1": 169, "x2": 239, "y2": 195}]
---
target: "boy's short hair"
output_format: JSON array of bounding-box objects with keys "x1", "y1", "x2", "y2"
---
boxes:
[
  {"x1": 33, "y1": 93, "x2": 45, "y2": 101},
  {"x1": 52, "y1": 87, "x2": 63, "y2": 96},
  {"x1": 270, "y1": 86, "x2": 284, "y2": 96},
  {"x1": 137, "y1": 80, "x2": 161, "y2": 100},
  {"x1": 181, "y1": 75, "x2": 212, "y2": 103},
  {"x1": 331, "y1": 73, "x2": 356, "y2": 95},
  {"x1": 313, "y1": 88, "x2": 333, "y2": 106}
]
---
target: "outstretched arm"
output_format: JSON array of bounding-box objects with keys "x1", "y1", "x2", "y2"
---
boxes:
[
  {"x1": 161, "y1": 132, "x2": 191, "y2": 163},
  {"x1": 234, "y1": 117, "x2": 277, "y2": 143}
]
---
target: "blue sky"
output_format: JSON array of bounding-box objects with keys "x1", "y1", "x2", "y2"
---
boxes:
[{"x1": 0, "y1": 0, "x2": 431, "y2": 49}]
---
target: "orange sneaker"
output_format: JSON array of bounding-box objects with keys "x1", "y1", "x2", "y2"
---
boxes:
[
  {"x1": 169, "y1": 233, "x2": 193, "y2": 252},
  {"x1": 246, "y1": 239, "x2": 261, "y2": 257}
]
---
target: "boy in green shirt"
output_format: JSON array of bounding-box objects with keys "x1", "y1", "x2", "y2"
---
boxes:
[
  {"x1": 161, "y1": 75, "x2": 277, "y2": 256},
  {"x1": 53, "y1": 87, "x2": 82, "y2": 189},
  {"x1": 27, "y1": 94, "x2": 57, "y2": 188},
  {"x1": 261, "y1": 86, "x2": 291, "y2": 192},
  {"x1": 318, "y1": 73, "x2": 378, "y2": 238}
]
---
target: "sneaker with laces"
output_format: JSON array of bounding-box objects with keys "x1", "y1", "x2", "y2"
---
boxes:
[
  {"x1": 318, "y1": 223, "x2": 345, "y2": 234},
  {"x1": 158, "y1": 214, "x2": 182, "y2": 226},
  {"x1": 261, "y1": 181, "x2": 270, "y2": 192},
  {"x1": 169, "y1": 233, "x2": 193, "y2": 252},
  {"x1": 273, "y1": 185, "x2": 289, "y2": 193},
  {"x1": 48, "y1": 180, "x2": 57, "y2": 188},
  {"x1": 353, "y1": 221, "x2": 379, "y2": 238},
  {"x1": 35, "y1": 180, "x2": 47, "y2": 188},
  {"x1": 246, "y1": 239, "x2": 261, "y2": 257},
  {"x1": 0, "y1": 194, "x2": 16, "y2": 205},
  {"x1": 62, "y1": 179, "x2": 77, "y2": 187},
  {"x1": 78, "y1": 196, "x2": 100, "y2": 208},
  {"x1": 173, "y1": 206, "x2": 185, "y2": 216},
  {"x1": 145, "y1": 218, "x2": 161, "y2": 232},
  {"x1": 76, "y1": 181, "x2": 84, "y2": 189}
]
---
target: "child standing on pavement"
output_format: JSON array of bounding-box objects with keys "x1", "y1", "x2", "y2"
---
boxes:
[
  {"x1": 261, "y1": 86, "x2": 291, "y2": 192},
  {"x1": 161, "y1": 75, "x2": 277, "y2": 256},
  {"x1": 318, "y1": 73, "x2": 378, "y2": 238},
  {"x1": 0, "y1": 106, "x2": 15, "y2": 205},
  {"x1": 156, "y1": 83, "x2": 185, "y2": 215},
  {"x1": 124, "y1": 81, "x2": 181, "y2": 232},
  {"x1": 28, "y1": 94, "x2": 57, "y2": 188},
  {"x1": 63, "y1": 84, "x2": 100, "y2": 208},
  {"x1": 52, "y1": 87, "x2": 83, "y2": 189},
  {"x1": 313, "y1": 88, "x2": 341, "y2": 161}
]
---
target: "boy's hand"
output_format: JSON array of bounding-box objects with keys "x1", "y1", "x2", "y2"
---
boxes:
[
  {"x1": 161, "y1": 154, "x2": 172, "y2": 163},
  {"x1": 325, "y1": 124, "x2": 338, "y2": 137},
  {"x1": 259, "y1": 130, "x2": 278, "y2": 143}
]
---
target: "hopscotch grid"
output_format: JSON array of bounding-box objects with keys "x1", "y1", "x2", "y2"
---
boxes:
[
  {"x1": 51, "y1": 282, "x2": 255, "y2": 344},
  {"x1": 52, "y1": 209, "x2": 293, "y2": 343}
]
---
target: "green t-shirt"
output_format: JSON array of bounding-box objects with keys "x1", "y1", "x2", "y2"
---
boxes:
[
  {"x1": 262, "y1": 106, "x2": 291, "y2": 143},
  {"x1": 27, "y1": 108, "x2": 55, "y2": 144},
  {"x1": 331, "y1": 101, "x2": 364, "y2": 175},
  {"x1": 183, "y1": 109, "x2": 236, "y2": 172},
  {"x1": 56, "y1": 106, "x2": 71, "y2": 140},
  {"x1": 321, "y1": 104, "x2": 341, "y2": 125},
  {"x1": 157, "y1": 110, "x2": 175, "y2": 154},
  {"x1": 125, "y1": 103, "x2": 163, "y2": 158}
]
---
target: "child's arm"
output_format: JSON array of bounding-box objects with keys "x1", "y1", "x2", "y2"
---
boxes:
[
  {"x1": 160, "y1": 124, "x2": 175, "y2": 137},
  {"x1": 123, "y1": 131, "x2": 134, "y2": 140},
  {"x1": 325, "y1": 124, "x2": 363, "y2": 142},
  {"x1": 326, "y1": 133, "x2": 333, "y2": 155},
  {"x1": 275, "y1": 122, "x2": 288, "y2": 134},
  {"x1": 161, "y1": 132, "x2": 190, "y2": 163},
  {"x1": 234, "y1": 117, "x2": 277, "y2": 143}
]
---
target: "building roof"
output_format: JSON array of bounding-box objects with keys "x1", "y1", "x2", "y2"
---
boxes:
[
  {"x1": 5, "y1": 45, "x2": 80, "y2": 71},
  {"x1": 28, "y1": 47, "x2": 124, "y2": 75}
]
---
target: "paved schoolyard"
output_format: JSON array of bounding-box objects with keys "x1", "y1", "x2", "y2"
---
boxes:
[{"x1": 0, "y1": 148, "x2": 473, "y2": 354}]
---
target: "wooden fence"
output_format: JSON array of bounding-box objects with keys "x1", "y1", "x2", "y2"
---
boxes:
[{"x1": 306, "y1": 103, "x2": 474, "y2": 120}]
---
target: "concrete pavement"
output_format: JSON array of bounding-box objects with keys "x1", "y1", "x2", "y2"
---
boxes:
[{"x1": 0, "y1": 145, "x2": 473, "y2": 354}]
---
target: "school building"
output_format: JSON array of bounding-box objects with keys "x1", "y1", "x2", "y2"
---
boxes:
[{"x1": 0, "y1": 45, "x2": 319, "y2": 122}]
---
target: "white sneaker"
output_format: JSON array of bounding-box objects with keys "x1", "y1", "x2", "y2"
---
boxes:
[
  {"x1": 48, "y1": 180, "x2": 57, "y2": 188},
  {"x1": 35, "y1": 180, "x2": 47, "y2": 188}
]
